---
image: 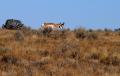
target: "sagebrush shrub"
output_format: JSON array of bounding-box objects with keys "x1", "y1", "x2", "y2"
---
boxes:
[
  {"x1": 1, "y1": 55, "x2": 18, "y2": 64},
  {"x1": 74, "y1": 28, "x2": 87, "y2": 39},
  {"x1": 87, "y1": 32, "x2": 98, "y2": 40}
]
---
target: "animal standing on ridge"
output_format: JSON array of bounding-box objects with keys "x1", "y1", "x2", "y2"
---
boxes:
[{"x1": 42, "y1": 22, "x2": 65, "y2": 30}]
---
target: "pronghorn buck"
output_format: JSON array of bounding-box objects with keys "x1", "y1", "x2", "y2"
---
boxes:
[{"x1": 42, "y1": 22, "x2": 64, "y2": 31}]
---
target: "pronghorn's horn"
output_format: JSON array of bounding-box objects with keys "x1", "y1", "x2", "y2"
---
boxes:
[{"x1": 62, "y1": 22, "x2": 65, "y2": 25}]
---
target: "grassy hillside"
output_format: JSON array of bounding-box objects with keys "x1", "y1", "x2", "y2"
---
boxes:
[{"x1": 0, "y1": 28, "x2": 120, "y2": 76}]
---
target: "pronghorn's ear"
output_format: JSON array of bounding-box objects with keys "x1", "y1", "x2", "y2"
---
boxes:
[{"x1": 62, "y1": 22, "x2": 65, "y2": 25}]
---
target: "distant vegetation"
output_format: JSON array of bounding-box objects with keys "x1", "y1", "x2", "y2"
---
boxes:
[{"x1": 0, "y1": 19, "x2": 120, "y2": 76}]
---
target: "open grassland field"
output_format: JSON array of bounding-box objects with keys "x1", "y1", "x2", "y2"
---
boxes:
[{"x1": 0, "y1": 28, "x2": 120, "y2": 76}]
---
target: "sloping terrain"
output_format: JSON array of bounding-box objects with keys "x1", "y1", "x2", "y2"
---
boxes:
[{"x1": 0, "y1": 28, "x2": 120, "y2": 76}]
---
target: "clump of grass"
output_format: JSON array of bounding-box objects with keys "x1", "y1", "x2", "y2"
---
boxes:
[
  {"x1": 47, "y1": 31, "x2": 61, "y2": 39},
  {"x1": 74, "y1": 28, "x2": 98, "y2": 40},
  {"x1": 20, "y1": 26, "x2": 34, "y2": 36},
  {"x1": 14, "y1": 31, "x2": 24, "y2": 41},
  {"x1": 103, "y1": 28, "x2": 113, "y2": 36},
  {"x1": 87, "y1": 32, "x2": 98, "y2": 40},
  {"x1": 85, "y1": 47, "x2": 109, "y2": 62},
  {"x1": 38, "y1": 50, "x2": 49, "y2": 57},
  {"x1": 74, "y1": 28, "x2": 87, "y2": 39},
  {"x1": 104, "y1": 28, "x2": 113, "y2": 32},
  {"x1": 1, "y1": 55, "x2": 18, "y2": 64},
  {"x1": 34, "y1": 29, "x2": 43, "y2": 36},
  {"x1": 100, "y1": 56, "x2": 120, "y2": 66},
  {"x1": 0, "y1": 47, "x2": 11, "y2": 55},
  {"x1": 53, "y1": 39, "x2": 81, "y2": 61}
]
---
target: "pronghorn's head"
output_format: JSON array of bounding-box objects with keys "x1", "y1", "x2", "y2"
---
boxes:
[{"x1": 59, "y1": 22, "x2": 65, "y2": 29}]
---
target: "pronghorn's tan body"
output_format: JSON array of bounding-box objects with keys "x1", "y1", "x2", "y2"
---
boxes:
[{"x1": 42, "y1": 22, "x2": 64, "y2": 30}]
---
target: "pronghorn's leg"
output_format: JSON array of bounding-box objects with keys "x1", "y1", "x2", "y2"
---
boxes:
[{"x1": 43, "y1": 27, "x2": 52, "y2": 34}]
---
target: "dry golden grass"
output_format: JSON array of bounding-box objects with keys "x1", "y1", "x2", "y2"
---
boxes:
[{"x1": 0, "y1": 28, "x2": 120, "y2": 76}]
